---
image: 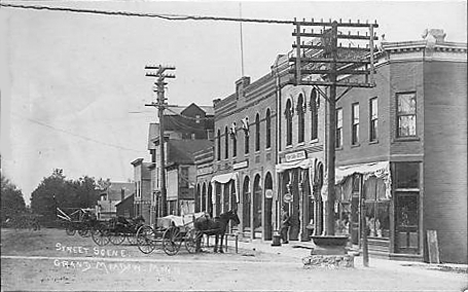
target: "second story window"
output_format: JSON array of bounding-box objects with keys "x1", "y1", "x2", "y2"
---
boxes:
[
  {"x1": 217, "y1": 129, "x2": 221, "y2": 161},
  {"x1": 224, "y1": 127, "x2": 229, "y2": 159},
  {"x1": 370, "y1": 97, "x2": 378, "y2": 142},
  {"x1": 242, "y1": 117, "x2": 250, "y2": 154},
  {"x1": 255, "y1": 113, "x2": 260, "y2": 152},
  {"x1": 285, "y1": 99, "x2": 293, "y2": 146},
  {"x1": 310, "y1": 89, "x2": 318, "y2": 141},
  {"x1": 297, "y1": 94, "x2": 305, "y2": 143},
  {"x1": 351, "y1": 103, "x2": 359, "y2": 145},
  {"x1": 397, "y1": 93, "x2": 417, "y2": 137},
  {"x1": 180, "y1": 167, "x2": 189, "y2": 188},
  {"x1": 336, "y1": 108, "x2": 343, "y2": 148},
  {"x1": 231, "y1": 123, "x2": 237, "y2": 157},
  {"x1": 266, "y1": 109, "x2": 271, "y2": 149}
]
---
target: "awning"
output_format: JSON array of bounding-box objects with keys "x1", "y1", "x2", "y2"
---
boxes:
[
  {"x1": 335, "y1": 161, "x2": 392, "y2": 199},
  {"x1": 275, "y1": 158, "x2": 314, "y2": 173},
  {"x1": 210, "y1": 172, "x2": 240, "y2": 205}
]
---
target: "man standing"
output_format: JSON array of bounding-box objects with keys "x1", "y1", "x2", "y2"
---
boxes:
[{"x1": 280, "y1": 209, "x2": 291, "y2": 244}]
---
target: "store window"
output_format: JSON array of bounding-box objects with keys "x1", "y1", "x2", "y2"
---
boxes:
[
  {"x1": 364, "y1": 177, "x2": 390, "y2": 238},
  {"x1": 397, "y1": 92, "x2": 417, "y2": 137}
]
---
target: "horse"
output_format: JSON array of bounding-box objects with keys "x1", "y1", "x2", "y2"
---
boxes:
[{"x1": 194, "y1": 209, "x2": 240, "y2": 253}]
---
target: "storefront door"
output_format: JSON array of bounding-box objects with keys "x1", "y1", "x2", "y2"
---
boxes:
[{"x1": 395, "y1": 192, "x2": 419, "y2": 254}]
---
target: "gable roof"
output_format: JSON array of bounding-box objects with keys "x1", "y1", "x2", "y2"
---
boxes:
[{"x1": 104, "y1": 182, "x2": 135, "y2": 201}]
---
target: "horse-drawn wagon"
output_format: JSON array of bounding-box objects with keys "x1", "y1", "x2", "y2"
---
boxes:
[
  {"x1": 56, "y1": 208, "x2": 101, "y2": 238},
  {"x1": 91, "y1": 215, "x2": 145, "y2": 246},
  {"x1": 136, "y1": 209, "x2": 240, "y2": 256}
]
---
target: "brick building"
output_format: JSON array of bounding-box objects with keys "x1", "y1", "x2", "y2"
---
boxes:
[
  {"x1": 211, "y1": 75, "x2": 278, "y2": 240},
  {"x1": 329, "y1": 29, "x2": 467, "y2": 263}
]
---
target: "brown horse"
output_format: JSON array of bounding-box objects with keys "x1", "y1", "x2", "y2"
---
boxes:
[{"x1": 194, "y1": 210, "x2": 240, "y2": 253}]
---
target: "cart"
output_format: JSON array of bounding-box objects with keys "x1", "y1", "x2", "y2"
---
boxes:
[
  {"x1": 136, "y1": 212, "x2": 205, "y2": 256},
  {"x1": 56, "y1": 207, "x2": 101, "y2": 238}
]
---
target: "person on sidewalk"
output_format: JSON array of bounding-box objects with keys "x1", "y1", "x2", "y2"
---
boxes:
[{"x1": 280, "y1": 210, "x2": 291, "y2": 244}]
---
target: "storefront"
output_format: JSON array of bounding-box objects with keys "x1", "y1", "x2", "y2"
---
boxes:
[
  {"x1": 211, "y1": 172, "x2": 240, "y2": 232},
  {"x1": 276, "y1": 153, "x2": 325, "y2": 242}
]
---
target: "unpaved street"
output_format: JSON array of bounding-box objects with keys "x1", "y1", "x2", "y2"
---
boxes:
[{"x1": 1, "y1": 228, "x2": 466, "y2": 291}]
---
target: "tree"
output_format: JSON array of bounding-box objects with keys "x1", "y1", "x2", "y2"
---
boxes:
[
  {"x1": 30, "y1": 169, "x2": 105, "y2": 221},
  {"x1": 1, "y1": 173, "x2": 26, "y2": 221}
]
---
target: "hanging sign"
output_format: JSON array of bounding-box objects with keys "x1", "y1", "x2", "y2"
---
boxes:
[
  {"x1": 233, "y1": 160, "x2": 249, "y2": 170},
  {"x1": 283, "y1": 193, "x2": 292, "y2": 203},
  {"x1": 265, "y1": 189, "x2": 274, "y2": 199}
]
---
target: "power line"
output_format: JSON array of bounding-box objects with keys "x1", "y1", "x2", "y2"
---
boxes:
[
  {"x1": 11, "y1": 112, "x2": 145, "y2": 153},
  {"x1": 0, "y1": 3, "x2": 294, "y2": 24}
]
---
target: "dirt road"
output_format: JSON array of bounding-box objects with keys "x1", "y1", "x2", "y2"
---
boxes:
[{"x1": 1, "y1": 228, "x2": 466, "y2": 291}]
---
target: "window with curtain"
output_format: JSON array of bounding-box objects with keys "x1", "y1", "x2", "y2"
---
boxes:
[
  {"x1": 370, "y1": 97, "x2": 378, "y2": 142},
  {"x1": 336, "y1": 108, "x2": 343, "y2": 148},
  {"x1": 397, "y1": 92, "x2": 417, "y2": 137},
  {"x1": 364, "y1": 176, "x2": 390, "y2": 238},
  {"x1": 351, "y1": 103, "x2": 359, "y2": 145}
]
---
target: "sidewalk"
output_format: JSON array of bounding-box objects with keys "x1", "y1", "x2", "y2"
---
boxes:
[{"x1": 229, "y1": 238, "x2": 468, "y2": 274}]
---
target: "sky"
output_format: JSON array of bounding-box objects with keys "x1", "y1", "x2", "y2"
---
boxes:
[{"x1": 0, "y1": 0, "x2": 466, "y2": 205}]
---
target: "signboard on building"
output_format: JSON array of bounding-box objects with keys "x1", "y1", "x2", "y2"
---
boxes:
[
  {"x1": 233, "y1": 160, "x2": 249, "y2": 170},
  {"x1": 197, "y1": 166, "x2": 213, "y2": 176},
  {"x1": 285, "y1": 150, "x2": 307, "y2": 162}
]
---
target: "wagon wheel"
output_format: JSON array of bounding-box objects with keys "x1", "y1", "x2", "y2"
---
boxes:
[
  {"x1": 185, "y1": 228, "x2": 200, "y2": 254},
  {"x1": 163, "y1": 226, "x2": 182, "y2": 256},
  {"x1": 126, "y1": 234, "x2": 138, "y2": 245},
  {"x1": 136, "y1": 225, "x2": 156, "y2": 254},
  {"x1": 109, "y1": 232, "x2": 126, "y2": 245},
  {"x1": 92, "y1": 229, "x2": 110, "y2": 246},
  {"x1": 78, "y1": 226, "x2": 90, "y2": 237},
  {"x1": 65, "y1": 223, "x2": 76, "y2": 236}
]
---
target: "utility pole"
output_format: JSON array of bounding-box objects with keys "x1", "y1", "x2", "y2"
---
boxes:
[
  {"x1": 290, "y1": 18, "x2": 378, "y2": 237},
  {"x1": 145, "y1": 64, "x2": 176, "y2": 218}
]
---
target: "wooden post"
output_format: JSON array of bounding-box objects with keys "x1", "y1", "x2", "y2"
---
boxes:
[{"x1": 360, "y1": 174, "x2": 369, "y2": 267}]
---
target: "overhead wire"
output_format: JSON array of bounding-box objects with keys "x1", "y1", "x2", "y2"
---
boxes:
[
  {"x1": 10, "y1": 112, "x2": 146, "y2": 153},
  {"x1": 0, "y1": 3, "x2": 294, "y2": 24}
]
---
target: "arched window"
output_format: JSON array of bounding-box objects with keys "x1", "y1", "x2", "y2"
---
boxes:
[
  {"x1": 310, "y1": 89, "x2": 318, "y2": 140},
  {"x1": 297, "y1": 94, "x2": 305, "y2": 143},
  {"x1": 255, "y1": 113, "x2": 260, "y2": 152},
  {"x1": 253, "y1": 174, "x2": 262, "y2": 229},
  {"x1": 232, "y1": 123, "x2": 237, "y2": 157},
  {"x1": 202, "y1": 183, "x2": 207, "y2": 212},
  {"x1": 217, "y1": 129, "x2": 221, "y2": 160},
  {"x1": 243, "y1": 117, "x2": 250, "y2": 154},
  {"x1": 224, "y1": 126, "x2": 229, "y2": 159},
  {"x1": 265, "y1": 109, "x2": 271, "y2": 149},
  {"x1": 285, "y1": 99, "x2": 293, "y2": 146}
]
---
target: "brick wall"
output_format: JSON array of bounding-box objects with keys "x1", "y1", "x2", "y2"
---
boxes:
[{"x1": 423, "y1": 61, "x2": 467, "y2": 263}]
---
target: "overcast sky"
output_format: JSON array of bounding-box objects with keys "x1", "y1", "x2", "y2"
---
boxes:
[{"x1": 1, "y1": 0, "x2": 466, "y2": 205}]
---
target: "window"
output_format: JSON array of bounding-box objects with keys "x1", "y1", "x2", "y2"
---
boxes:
[
  {"x1": 242, "y1": 117, "x2": 249, "y2": 154},
  {"x1": 255, "y1": 113, "x2": 260, "y2": 152},
  {"x1": 195, "y1": 115, "x2": 201, "y2": 124},
  {"x1": 265, "y1": 109, "x2": 271, "y2": 149},
  {"x1": 310, "y1": 89, "x2": 318, "y2": 141},
  {"x1": 180, "y1": 167, "x2": 189, "y2": 188},
  {"x1": 395, "y1": 162, "x2": 419, "y2": 189},
  {"x1": 351, "y1": 103, "x2": 359, "y2": 145},
  {"x1": 297, "y1": 94, "x2": 305, "y2": 143},
  {"x1": 397, "y1": 93, "x2": 417, "y2": 137},
  {"x1": 224, "y1": 127, "x2": 229, "y2": 159},
  {"x1": 336, "y1": 108, "x2": 343, "y2": 148},
  {"x1": 369, "y1": 97, "x2": 378, "y2": 142},
  {"x1": 285, "y1": 99, "x2": 293, "y2": 146},
  {"x1": 232, "y1": 123, "x2": 237, "y2": 157},
  {"x1": 217, "y1": 129, "x2": 221, "y2": 160}
]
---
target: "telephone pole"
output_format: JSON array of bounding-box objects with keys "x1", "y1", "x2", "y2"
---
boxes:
[
  {"x1": 290, "y1": 18, "x2": 378, "y2": 238},
  {"x1": 145, "y1": 64, "x2": 175, "y2": 217}
]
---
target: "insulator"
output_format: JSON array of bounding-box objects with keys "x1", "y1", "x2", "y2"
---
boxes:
[
  {"x1": 311, "y1": 18, "x2": 314, "y2": 22},
  {"x1": 366, "y1": 31, "x2": 368, "y2": 36},
  {"x1": 348, "y1": 31, "x2": 351, "y2": 35},
  {"x1": 321, "y1": 18, "x2": 323, "y2": 22},
  {"x1": 366, "y1": 20, "x2": 369, "y2": 24},
  {"x1": 357, "y1": 19, "x2": 360, "y2": 24},
  {"x1": 349, "y1": 19, "x2": 351, "y2": 23},
  {"x1": 357, "y1": 31, "x2": 360, "y2": 36},
  {"x1": 339, "y1": 18, "x2": 342, "y2": 23},
  {"x1": 303, "y1": 29, "x2": 306, "y2": 33}
]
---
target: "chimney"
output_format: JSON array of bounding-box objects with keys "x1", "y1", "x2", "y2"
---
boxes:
[
  {"x1": 235, "y1": 76, "x2": 251, "y2": 99},
  {"x1": 121, "y1": 188, "x2": 125, "y2": 201}
]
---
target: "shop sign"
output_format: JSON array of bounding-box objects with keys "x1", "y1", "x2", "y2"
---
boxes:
[
  {"x1": 233, "y1": 160, "x2": 249, "y2": 170},
  {"x1": 283, "y1": 193, "x2": 292, "y2": 203},
  {"x1": 265, "y1": 189, "x2": 274, "y2": 199},
  {"x1": 285, "y1": 150, "x2": 307, "y2": 162},
  {"x1": 197, "y1": 166, "x2": 213, "y2": 176}
]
